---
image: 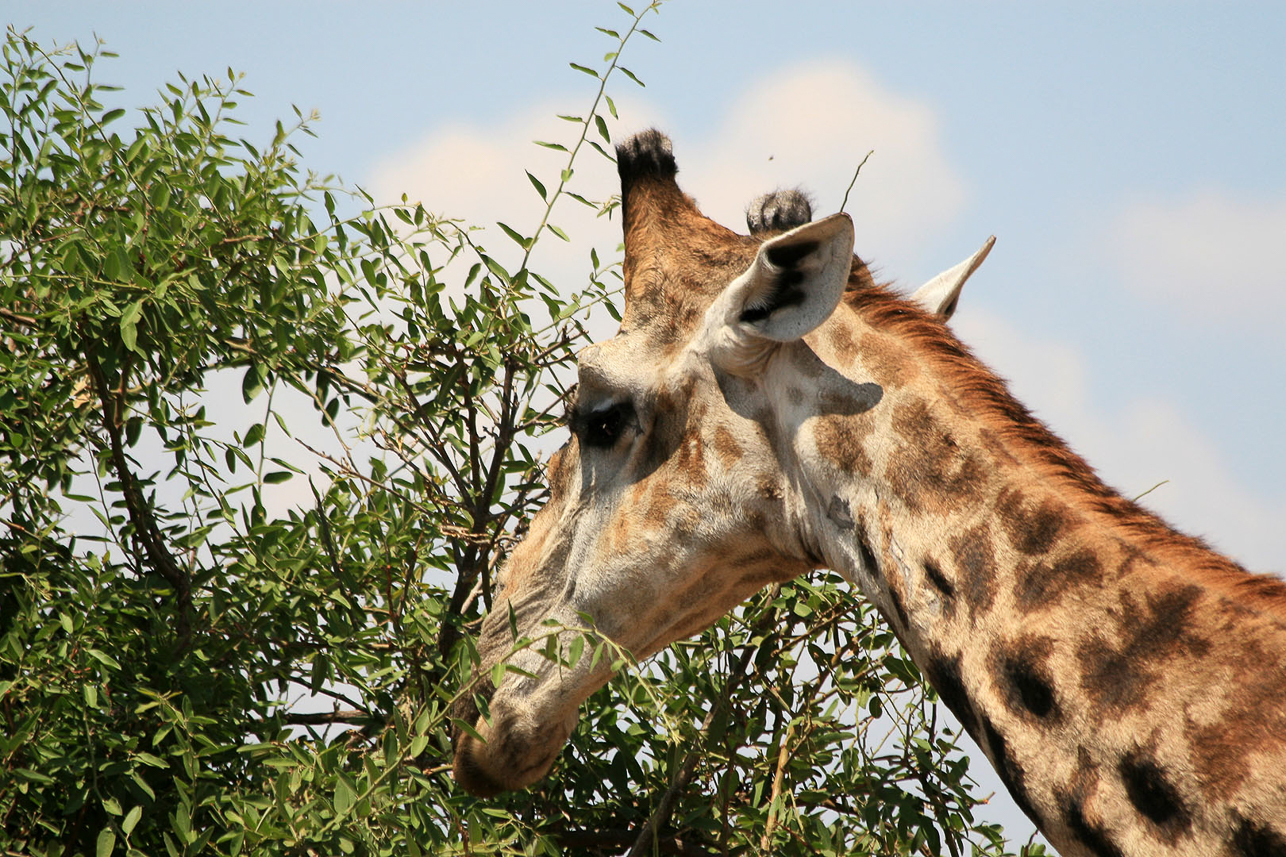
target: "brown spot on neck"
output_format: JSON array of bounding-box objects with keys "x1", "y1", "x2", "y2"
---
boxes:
[
  {"x1": 1017, "y1": 549, "x2": 1103, "y2": 612},
  {"x1": 1077, "y1": 584, "x2": 1207, "y2": 715},
  {"x1": 950, "y1": 522, "x2": 997, "y2": 620},
  {"x1": 885, "y1": 399, "x2": 986, "y2": 514},
  {"x1": 712, "y1": 424, "x2": 743, "y2": 469},
  {"x1": 1190, "y1": 633, "x2": 1286, "y2": 802},
  {"x1": 812, "y1": 413, "x2": 875, "y2": 477},
  {"x1": 996, "y1": 488, "x2": 1074, "y2": 556}
]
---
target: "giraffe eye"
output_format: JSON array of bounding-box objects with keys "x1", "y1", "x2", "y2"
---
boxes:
[{"x1": 580, "y1": 402, "x2": 631, "y2": 449}]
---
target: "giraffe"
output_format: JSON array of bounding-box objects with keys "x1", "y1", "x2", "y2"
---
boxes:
[{"x1": 451, "y1": 130, "x2": 1286, "y2": 856}]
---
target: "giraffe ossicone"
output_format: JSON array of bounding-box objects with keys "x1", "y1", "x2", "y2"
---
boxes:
[
  {"x1": 452, "y1": 129, "x2": 1286, "y2": 857},
  {"x1": 911, "y1": 234, "x2": 995, "y2": 319}
]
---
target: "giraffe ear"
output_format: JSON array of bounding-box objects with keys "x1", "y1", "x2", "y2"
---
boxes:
[
  {"x1": 705, "y1": 213, "x2": 854, "y2": 374},
  {"x1": 909, "y1": 236, "x2": 995, "y2": 320},
  {"x1": 732, "y1": 213, "x2": 855, "y2": 341}
]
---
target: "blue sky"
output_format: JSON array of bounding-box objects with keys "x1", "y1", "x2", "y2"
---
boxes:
[{"x1": 9, "y1": 0, "x2": 1285, "y2": 846}]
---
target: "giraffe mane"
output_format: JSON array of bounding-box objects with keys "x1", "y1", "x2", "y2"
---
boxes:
[{"x1": 841, "y1": 278, "x2": 1286, "y2": 619}]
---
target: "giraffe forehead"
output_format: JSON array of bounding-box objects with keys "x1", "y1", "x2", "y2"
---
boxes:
[
  {"x1": 575, "y1": 336, "x2": 667, "y2": 401},
  {"x1": 621, "y1": 238, "x2": 761, "y2": 347}
]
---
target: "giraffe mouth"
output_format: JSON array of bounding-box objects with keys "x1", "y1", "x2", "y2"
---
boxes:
[
  {"x1": 447, "y1": 674, "x2": 522, "y2": 792},
  {"x1": 449, "y1": 665, "x2": 582, "y2": 796},
  {"x1": 451, "y1": 708, "x2": 573, "y2": 797},
  {"x1": 449, "y1": 676, "x2": 508, "y2": 797}
]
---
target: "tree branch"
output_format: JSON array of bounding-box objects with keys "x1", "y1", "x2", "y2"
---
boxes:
[
  {"x1": 87, "y1": 352, "x2": 194, "y2": 650},
  {"x1": 760, "y1": 720, "x2": 797, "y2": 851},
  {"x1": 283, "y1": 709, "x2": 373, "y2": 727},
  {"x1": 0, "y1": 306, "x2": 38, "y2": 328}
]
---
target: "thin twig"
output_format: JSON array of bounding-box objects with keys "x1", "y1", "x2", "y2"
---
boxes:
[
  {"x1": 0, "y1": 306, "x2": 37, "y2": 327},
  {"x1": 839, "y1": 150, "x2": 874, "y2": 214},
  {"x1": 283, "y1": 709, "x2": 372, "y2": 727},
  {"x1": 760, "y1": 720, "x2": 796, "y2": 851},
  {"x1": 1132, "y1": 479, "x2": 1169, "y2": 502}
]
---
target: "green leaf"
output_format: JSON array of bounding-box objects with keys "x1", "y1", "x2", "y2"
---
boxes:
[
  {"x1": 525, "y1": 171, "x2": 547, "y2": 200},
  {"x1": 242, "y1": 364, "x2": 265, "y2": 403},
  {"x1": 568, "y1": 634, "x2": 585, "y2": 668},
  {"x1": 619, "y1": 65, "x2": 645, "y2": 87},
  {"x1": 496, "y1": 222, "x2": 533, "y2": 251},
  {"x1": 122, "y1": 805, "x2": 142, "y2": 835},
  {"x1": 120, "y1": 298, "x2": 142, "y2": 327},
  {"x1": 104, "y1": 247, "x2": 131, "y2": 281},
  {"x1": 569, "y1": 62, "x2": 599, "y2": 79},
  {"x1": 86, "y1": 648, "x2": 122, "y2": 671},
  {"x1": 334, "y1": 776, "x2": 356, "y2": 814},
  {"x1": 148, "y1": 181, "x2": 170, "y2": 211},
  {"x1": 263, "y1": 471, "x2": 293, "y2": 484},
  {"x1": 451, "y1": 718, "x2": 486, "y2": 744},
  {"x1": 463, "y1": 262, "x2": 482, "y2": 289},
  {"x1": 482, "y1": 255, "x2": 511, "y2": 282},
  {"x1": 133, "y1": 752, "x2": 167, "y2": 768},
  {"x1": 96, "y1": 828, "x2": 116, "y2": 857},
  {"x1": 119, "y1": 317, "x2": 138, "y2": 353}
]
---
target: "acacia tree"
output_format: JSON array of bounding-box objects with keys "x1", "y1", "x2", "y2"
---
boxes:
[{"x1": 0, "y1": 9, "x2": 1041, "y2": 857}]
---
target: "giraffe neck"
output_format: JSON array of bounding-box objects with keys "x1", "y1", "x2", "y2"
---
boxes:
[{"x1": 778, "y1": 310, "x2": 1286, "y2": 857}]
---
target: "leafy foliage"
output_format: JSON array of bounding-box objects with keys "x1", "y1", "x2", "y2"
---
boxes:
[{"x1": 0, "y1": 10, "x2": 1043, "y2": 857}]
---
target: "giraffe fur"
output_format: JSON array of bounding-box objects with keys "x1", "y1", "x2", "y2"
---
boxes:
[{"x1": 452, "y1": 130, "x2": 1286, "y2": 857}]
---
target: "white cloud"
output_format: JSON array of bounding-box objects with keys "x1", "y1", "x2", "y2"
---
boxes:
[
  {"x1": 365, "y1": 59, "x2": 965, "y2": 300},
  {"x1": 955, "y1": 309, "x2": 1286, "y2": 574},
  {"x1": 369, "y1": 102, "x2": 657, "y2": 268},
  {"x1": 1108, "y1": 191, "x2": 1286, "y2": 322},
  {"x1": 677, "y1": 60, "x2": 966, "y2": 267},
  {"x1": 365, "y1": 98, "x2": 673, "y2": 346},
  {"x1": 368, "y1": 112, "x2": 617, "y2": 249}
]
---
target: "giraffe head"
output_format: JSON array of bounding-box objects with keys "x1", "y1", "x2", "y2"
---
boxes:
[{"x1": 451, "y1": 130, "x2": 965, "y2": 796}]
